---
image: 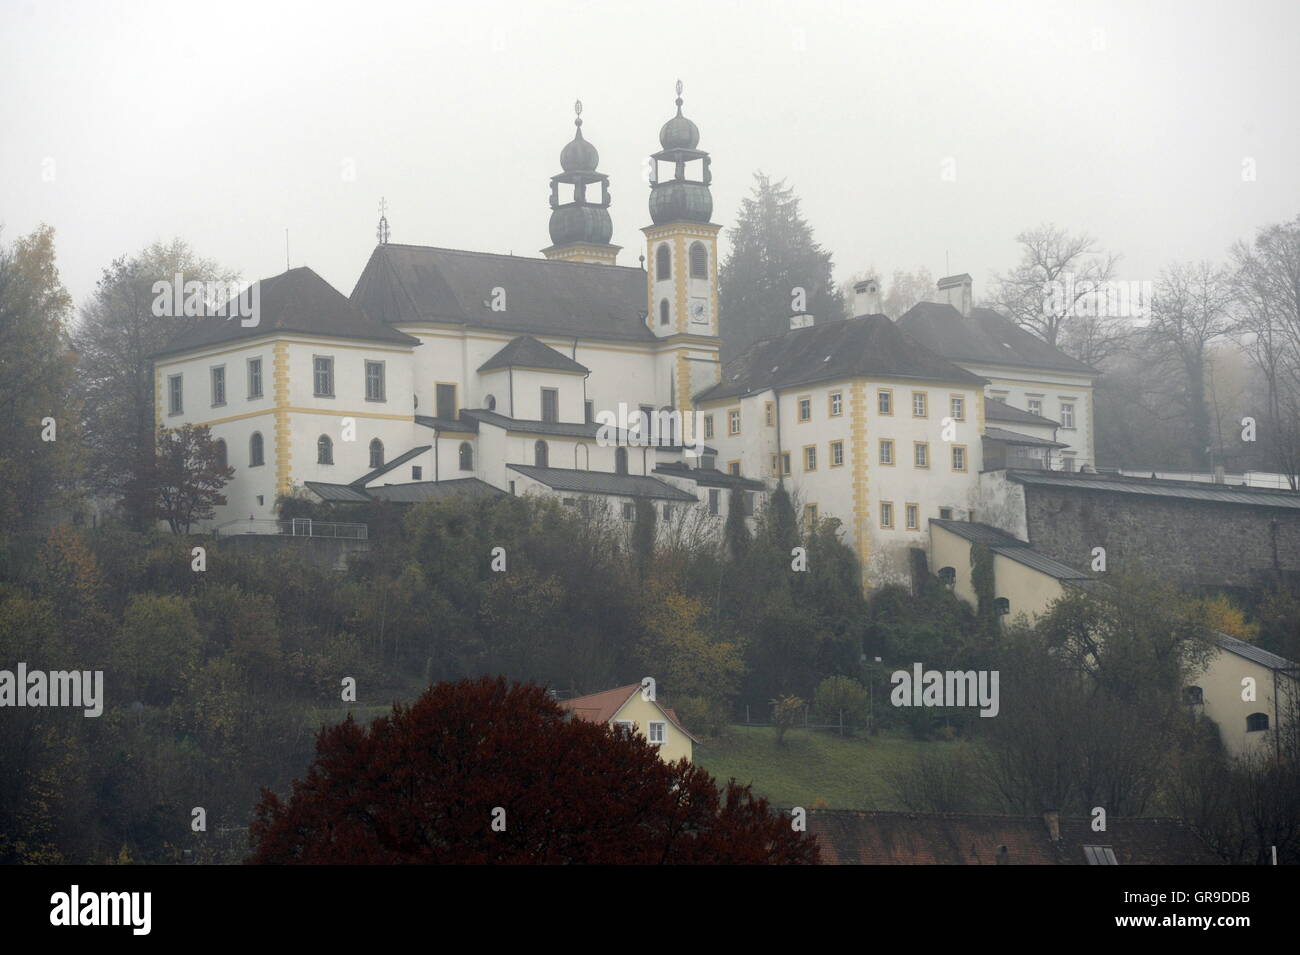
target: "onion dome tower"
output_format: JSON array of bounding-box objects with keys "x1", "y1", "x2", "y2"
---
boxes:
[
  {"x1": 541, "y1": 100, "x2": 621, "y2": 265},
  {"x1": 643, "y1": 80, "x2": 720, "y2": 340}
]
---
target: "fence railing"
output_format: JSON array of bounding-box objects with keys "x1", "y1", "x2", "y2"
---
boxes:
[{"x1": 213, "y1": 518, "x2": 369, "y2": 540}]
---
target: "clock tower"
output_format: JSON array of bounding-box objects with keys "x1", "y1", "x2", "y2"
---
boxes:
[{"x1": 643, "y1": 81, "x2": 720, "y2": 340}]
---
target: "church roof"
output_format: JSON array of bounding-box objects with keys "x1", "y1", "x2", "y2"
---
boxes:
[
  {"x1": 153, "y1": 266, "x2": 420, "y2": 357},
  {"x1": 898, "y1": 302, "x2": 1098, "y2": 376},
  {"x1": 695, "y1": 314, "x2": 985, "y2": 403},
  {"x1": 350, "y1": 244, "x2": 654, "y2": 344},
  {"x1": 478, "y1": 335, "x2": 589, "y2": 374}
]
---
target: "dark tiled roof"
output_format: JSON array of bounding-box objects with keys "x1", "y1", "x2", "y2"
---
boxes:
[
  {"x1": 462, "y1": 408, "x2": 631, "y2": 441},
  {"x1": 153, "y1": 267, "x2": 420, "y2": 357},
  {"x1": 415, "y1": 415, "x2": 479, "y2": 433},
  {"x1": 983, "y1": 426, "x2": 1066, "y2": 448},
  {"x1": 696, "y1": 315, "x2": 985, "y2": 403},
  {"x1": 898, "y1": 302, "x2": 1098, "y2": 376},
  {"x1": 506, "y1": 464, "x2": 699, "y2": 502},
  {"x1": 1215, "y1": 631, "x2": 1297, "y2": 671},
  {"x1": 478, "y1": 335, "x2": 589, "y2": 373},
  {"x1": 350, "y1": 445, "x2": 431, "y2": 487},
  {"x1": 1008, "y1": 470, "x2": 1300, "y2": 510},
  {"x1": 349, "y1": 244, "x2": 655, "y2": 343},
  {"x1": 930, "y1": 519, "x2": 1092, "y2": 581},
  {"x1": 304, "y1": 481, "x2": 371, "y2": 503},
  {"x1": 800, "y1": 810, "x2": 1221, "y2": 865},
  {"x1": 365, "y1": 479, "x2": 503, "y2": 503},
  {"x1": 653, "y1": 462, "x2": 766, "y2": 490},
  {"x1": 985, "y1": 397, "x2": 1059, "y2": 427}
]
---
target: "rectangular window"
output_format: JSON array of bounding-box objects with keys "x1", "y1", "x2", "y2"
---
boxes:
[
  {"x1": 412, "y1": 466, "x2": 422, "y2": 480},
  {"x1": 247, "y1": 358, "x2": 263, "y2": 399},
  {"x1": 912, "y1": 392, "x2": 928, "y2": 417},
  {"x1": 1060, "y1": 402, "x2": 1075, "y2": 429},
  {"x1": 313, "y1": 356, "x2": 334, "y2": 397},
  {"x1": 829, "y1": 391, "x2": 843, "y2": 417},
  {"x1": 1027, "y1": 397, "x2": 1043, "y2": 417},
  {"x1": 880, "y1": 501, "x2": 894, "y2": 529},
  {"x1": 798, "y1": 396, "x2": 812, "y2": 422},
  {"x1": 950, "y1": 395, "x2": 965, "y2": 420},
  {"x1": 804, "y1": 445, "x2": 817, "y2": 471},
  {"x1": 879, "y1": 439, "x2": 894, "y2": 465},
  {"x1": 648, "y1": 721, "x2": 666, "y2": 745},
  {"x1": 584, "y1": 400, "x2": 593, "y2": 423},
  {"x1": 781, "y1": 452, "x2": 791, "y2": 476},
  {"x1": 952, "y1": 444, "x2": 967, "y2": 472},
  {"x1": 878, "y1": 389, "x2": 893, "y2": 415},
  {"x1": 708, "y1": 488, "x2": 720, "y2": 515},
  {"x1": 804, "y1": 504, "x2": 818, "y2": 526},
  {"x1": 939, "y1": 506, "x2": 953, "y2": 520},
  {"x1": 622, "y1": 502, "x2": 635, "y2": 521},
  {"x1": 728, "y1": 409, "x2": 741, "y2": 435},
  {"x1": 1062, "y1": 452, "x2": 1077, "y2": 472},
  {"x1": 830, "y1": 440, "x2": 844, "y2": 467},
  {"x1": 210, "y1": 366, "x2": 226, "y2": 406},
  {"x1": 742, "y1": 492, "x2": 755, "y2": 516},
  {"x1": 436, "y1": 383, "x2": 457, "y2": 420},
  {"x1": 765, "y1": 402, "x2": 774, "y2": 426},
  {"x1": 703, "y1": 414, "x2": 715, "y2": 439},
  {"x1": 541, "y1": 388, "x2": 558, "y2": 423},
  {"x1": 663, "y1": 504, "x2": 674, "y2": 522},
  {"x1": 728, "y1": 461, "x2": 741, "y2": 477},
  {"x1": 914, "y1": 442, "x2": 929, "y2": 468},
  {"x1": 168, "y1": 374, "x2": 183, "y2": 415},
  {"x1": 365, "y1": 360, "x2": 386, "y2": 402},
  {"x1": 905, "y1": 503, "x2": 919, "y2": 530},
  {"x1": 639, "y1": 405, "x2": 654, "y2": 438}
]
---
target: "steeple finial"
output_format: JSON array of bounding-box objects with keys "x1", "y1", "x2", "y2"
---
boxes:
[
  {"x1": 376, "y1": 197, "x2": 390, "y2": 245},
  {"x1": 574, "y1": 98, "x2": 583, "y2": 127},
  {"x1": 675, "y1": 79, "x2": 683, "y2": 113}
]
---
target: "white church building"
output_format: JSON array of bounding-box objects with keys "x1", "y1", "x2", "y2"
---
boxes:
[{"x1": 152, "y1": 86, "x2": 1096, "y2": 588}]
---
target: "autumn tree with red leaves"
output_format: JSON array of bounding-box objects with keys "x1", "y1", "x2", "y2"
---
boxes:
[{"x1": 248, "y1": 677, "x2": 818, "y2": 864}]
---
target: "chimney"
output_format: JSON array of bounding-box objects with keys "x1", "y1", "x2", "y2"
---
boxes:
[
  {"x1": 790, "y1": 313, "x2": 814, "y2": 330},
  {"x1": 1043, "y1": 810, "x2": 1061, "y2": 842},
  {"x1": 937, "y1": 273, "x2": 973, "y2": 317},
  {"x1": 853, "y1": 278, "x2": 882, "y2": 317}
]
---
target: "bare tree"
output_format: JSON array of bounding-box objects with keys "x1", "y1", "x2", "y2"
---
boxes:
[
  {"x1": 988, "y1": 223, "x2": 1123, "y2": 364},
  {"x1": 1145, "y1": 261, "x2": 1235, "y2": 469}
]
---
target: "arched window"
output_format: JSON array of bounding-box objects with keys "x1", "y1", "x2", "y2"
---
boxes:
[
  {"x1": 575, "y1": 443, "x2": 589, "y2": 470},
  {"x1": 317, "y1": 435, "x2": 333, "y2": 465},
  {"x1": 1184, "y1": 686, "x2": 1204, "y2": 705},
  {"x1": 938, "y1": 567, "x2": 956, "y2": 588},
  {"x1": 1247, "y1": 712, "x2": 1269, "y2": 733},
  {"x1": 689, "y1": 241, "x2": 708, "y2": 279},
  {"x1": 249, "y1": 432, "x2": 264, "y2": 467},
  {"x1": 214, "y1": 439, "x2": 228, "y2": 470},
  {"x1": 615, "y1": 446, "x2": 628, "y2": 475},
  {"x1": 659, "y1": 298, "x2": 670, "y2": 325},
  {"x1": 534, "y1": 440, "x2": 548, "y2": 468},
  {"x1": 655, "y1": 243, "x2": 671, "y2": 281},
  {"x1": 485, "y1": 394, "x2": 496, "y2": 411},
  {"x1": 369, "y1": 438, "x2": 384, "y2": 469},
  {"x1": 459, "y1": 441, "x2": 473, "y2": 471},
  {"x1": 993, "y1": 597, "x2": 1010, "y2": 616}
]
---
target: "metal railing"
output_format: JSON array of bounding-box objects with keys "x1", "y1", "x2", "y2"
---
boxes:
[{"x1": 212, "y1": 518, "x2": 368, "y2": 540}]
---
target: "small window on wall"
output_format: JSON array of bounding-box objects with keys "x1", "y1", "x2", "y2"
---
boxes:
[
  {"x1": 615, "y1": 447, "x2": 628, "y2": 475},
  {"x1": 541, "y1": 388, "x2": 558, "y2": 423},
  {"x1": 249, "y1": 432, "x2": 264, "y2": 467},
  {"x1": 648, "y1": 721, "x2": 667, "y2": 744},
  {"x1": 728, "y1": 461, "x2": 740, "y2": 477},
  {"x1": 1027, "y1": 398, "x2": 1043, "y2": 417},
  {"x1": 369, "y1": 439, "x2": 384, "y2": 469},
  {"x1": 689, "y1": 242, "x2": 708, "y2": 279},
  {"x1": 584, "y1": 400, "x2": 593, "y2": 423},
  {"x1": 317, "y1": 435, "x2": 333, "y2": 465},
  {"x1": 168, "y1": 374, "x2": 183, "y2": 414},
  {"x1": 994, "y1": 597, "x2": 1010, "y2": 616},
  {"x1": 1247, "y1": 712, "x2": 1269, "y2": 733},
  {"x1": 459, "y1": 442, "x2": 473, "y2": 471},
  {"x1": 1184, "y1": 686, "x2": 1204, "y2": 705},
  {"x1": 486, "y1": 394, "x2": 497, "y2": 411},
  {"x1": 622, "y1": 502, "x2": 635, "y2": 521},
  {"x1": 534, "y1": 440, "x2": 549, "y2": 467},
  {"x1": 1060, "y1": 403, "x2": 1075, "y2": 429},
  {"x1": 659, "y1": 299, "x2": 670, "y2": 325},
  {"x1": 708, "y1": 489, "x2": 720, "y2": 515},
  {"x1": 656, "y1": 243, "x2": 671, "y2": 281},
  {"x1": 939, "y1": 507, "x2": 953, "y2": 520},
  {"x1": 905, "y1": 503, "x2": 919, "y2": 530},
  {"x1": 663, "y1": 504, "x2": 675, "y2": 522},
  {"x1": 214, "y1": 439, "x2": 228, "y2": 470},
  {"x1": 365, "y1": 360, "x2": 386, "y2": 401},
  {"x1": 412, "y1": 466, "x2": 422, "y2": 480},
  {"x1": 938, "y1": 567, "x2": 956, "y2": 588},
  {"x1": 703, "y1": 415, "x2": 714, "y2": 439}
]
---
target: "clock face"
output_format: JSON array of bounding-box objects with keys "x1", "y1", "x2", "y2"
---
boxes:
[{"x1": 689, "y1": 298, "x2": 709, "y2": 324}]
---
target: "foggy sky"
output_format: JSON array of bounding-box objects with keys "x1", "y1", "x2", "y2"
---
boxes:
[{"x1": 3, "y1": 0, "x2": 1298, "y2": 313}]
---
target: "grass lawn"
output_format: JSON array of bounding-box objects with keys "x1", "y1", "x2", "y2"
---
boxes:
[{"x1": 695, "y1": 725, "x2": 975, "y2": 810}]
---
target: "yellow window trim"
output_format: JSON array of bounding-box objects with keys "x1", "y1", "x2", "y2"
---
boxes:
[
  {"x1": 905, "y1": 502, "x2": 920, "y2": 530},
  {"x1": 828, "y1": 391, "x2": 843, "y2": 417},
  {"x1": 879, "y1": 438, "x2": 895, "y2": 465},
  {"x1": 829, "y1": 439, "x2": 845, "y2": 467},
  {"x1": 914, "y1": 441, "x2": 930, "y2": 469},
  {"x1": 802, "y1": 444, "x2": 817, "y2": 471},
  {"x1": 727, "y1": 407, "x2": 742, "y2": 435},
  {"x1": 797, "y1": 394, "x2": 813, "y2": 423},
  {"x1": 879, "y1": 501, "x2": 895, "y2": 529},
  {"x1": 912, "y1": 391, "x2": 928, "y2": 418},
  {"x1": 951, "y1": 444, "x2": 968, "y2": 472},
  {"x1": 877, "y1": 387, "x2": 894, "y2": 415},
  {"x1": 764, "y1": 401, "x2": 775, "y2": 426},
  {"x1": 949, "y1": 393, "x2": 967, "y2": 420}
]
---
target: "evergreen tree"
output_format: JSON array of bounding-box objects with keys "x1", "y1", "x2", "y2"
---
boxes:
[{"x1": 718, "y1": 172, "x2": 846, "y2": 361}]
